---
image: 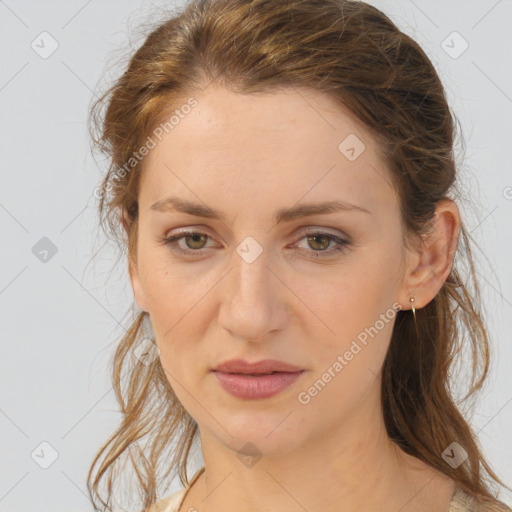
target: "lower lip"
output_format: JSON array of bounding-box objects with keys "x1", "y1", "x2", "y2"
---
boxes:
[{"x1": 212, "y1": 370, "x2": 304, "y2": 399}]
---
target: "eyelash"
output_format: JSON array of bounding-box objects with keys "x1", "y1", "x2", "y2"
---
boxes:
[{"x1": 158, "y1": 229, "x2": 351, "y2": 259}]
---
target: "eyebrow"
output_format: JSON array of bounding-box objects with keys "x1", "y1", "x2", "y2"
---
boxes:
[{"x1": 150, "y1": 196, "x2": 371, "y2": 224}]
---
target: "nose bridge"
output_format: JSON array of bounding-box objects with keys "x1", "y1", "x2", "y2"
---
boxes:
[
  {"x1": 235, "y1": 240, "x2": 271, "y2": 298},
  {"x1": 232, "y1": 236, "x2": 275, "y2": 309},
  {"x1": 218, "y1": 236, "x2": 287, "y2": 340}
]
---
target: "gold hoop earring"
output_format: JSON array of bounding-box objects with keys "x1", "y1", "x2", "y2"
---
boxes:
[{"x1": 410, "y1": 296, "x2": 416, "y2": 321}]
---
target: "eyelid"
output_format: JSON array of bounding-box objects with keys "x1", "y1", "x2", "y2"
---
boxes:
[
  {"x1": 160, "y1": 225, "x2": 352, "y2": 258},
  {"x1": 163, "y1": 225, "x2": 349, "y2": 242}
]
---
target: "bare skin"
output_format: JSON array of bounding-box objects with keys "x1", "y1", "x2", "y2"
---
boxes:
[{"x1": 129, "y1": 85, "x2": 460, "y2": 512}]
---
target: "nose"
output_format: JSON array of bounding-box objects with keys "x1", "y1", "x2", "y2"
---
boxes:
[{"x1": 217, "y1": 247, "x2": 289, "y2": 343}]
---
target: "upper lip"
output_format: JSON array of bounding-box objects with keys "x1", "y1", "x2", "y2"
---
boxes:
[{"x1": 212, "y1": 359, "x2": 303, "y2": 374}]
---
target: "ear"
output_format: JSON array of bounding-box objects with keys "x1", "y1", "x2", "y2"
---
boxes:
[
  {"x1": 128, "y1": 259, "x2": 149, "y2": 314},
  {"x1": 398, "y1": 199, "x2": 461, "y2": 311},
  {"x1": 122, "y1": 209, "x2": 149, "y2": 314}
]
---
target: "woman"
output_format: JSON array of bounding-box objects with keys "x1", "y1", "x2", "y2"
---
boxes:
[{"x1": 87, "y1": 1, "x2": 511, "y2": 511}]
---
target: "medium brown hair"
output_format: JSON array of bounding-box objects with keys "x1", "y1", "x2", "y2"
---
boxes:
[{"x1": 87, "y1": 0, "x2": 510, "y2": 510}]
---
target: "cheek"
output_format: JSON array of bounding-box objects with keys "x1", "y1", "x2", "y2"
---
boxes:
[
  {"x1": 138, "y1": 243, "x2": 188, "y2": 312},
  {"x1": 295, "y1": 246, "x2": 401, "y2": 408},
  {"x1": 296, "y1": 284, "x2": 397, "y2": 423},
  {"x1": 137, "y1": 250, "x2": 211, "y2": 369},
  {"x1": 302, "y1": 252, "x2": 400, "y2": 348}
]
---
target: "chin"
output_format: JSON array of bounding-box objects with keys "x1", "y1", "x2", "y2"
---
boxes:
[{"x1": 204, "y1": 412, "x2": 308, "y2": 458}]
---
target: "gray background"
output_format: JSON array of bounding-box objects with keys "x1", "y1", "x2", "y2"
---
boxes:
[{"x1": 0, "y1": 0, "x2": 511, "y2": 510}]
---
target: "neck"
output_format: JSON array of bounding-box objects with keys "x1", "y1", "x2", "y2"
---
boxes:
[{"x1": 182, "y1": 388, "x2": 455, "y2": 512}]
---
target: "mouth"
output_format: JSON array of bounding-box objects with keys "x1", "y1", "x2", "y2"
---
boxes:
[
  {"x1": 210, "y1": 358, "x2": 305, "y2": 399},
  {"x1": 216, "y1": 371, "x2": 279, "y2": 376},
  {"x1": 211, "y1": 368, "x2": 305, "y2": 400},
  {"x1": 212, "y1": 358, "x2": 304, "y2": 374}
]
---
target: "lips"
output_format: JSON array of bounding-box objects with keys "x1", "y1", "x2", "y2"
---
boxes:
[
  {"x1": 211, "y1": 359, "x2": 305, "y2": 399},
  {"x1": 212, "y1": 358, "x2": 303, "y2": 375}
]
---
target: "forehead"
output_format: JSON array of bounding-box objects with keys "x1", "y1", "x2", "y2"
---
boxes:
[{"x1": 139, "y1": 86, "x2": 395, "y2": 215}]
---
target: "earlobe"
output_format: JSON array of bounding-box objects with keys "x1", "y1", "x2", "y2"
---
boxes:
[{"x1": 400, "y1": 199, "x2": 461, "y2": 310}]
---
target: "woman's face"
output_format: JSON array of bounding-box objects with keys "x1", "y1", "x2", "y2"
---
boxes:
[{"x1": 129, "y1": 85, "x2": 413, "y2": 456}]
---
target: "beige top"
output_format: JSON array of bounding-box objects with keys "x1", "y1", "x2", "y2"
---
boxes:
[{"x1": 148, "y1": 467, "x2": 512, "y2": 512}]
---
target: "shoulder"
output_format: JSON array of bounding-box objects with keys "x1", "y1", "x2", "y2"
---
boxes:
[
  {"x1": 145, "y1": 488, "x2": 187, "y2": 512},
  {"x1": 449, "y1": 488, "x2": 512, "y2": 512}
]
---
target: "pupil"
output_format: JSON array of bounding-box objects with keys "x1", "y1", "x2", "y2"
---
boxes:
[
  {"x1": 189, "y1": 233, "x2": 204, "y2": 248},
  {"x1": 310, "y1": 234, "x2": 328, "y2": 250}
]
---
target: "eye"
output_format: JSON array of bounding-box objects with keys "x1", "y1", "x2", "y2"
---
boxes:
[
  {"x1": 159, "y1": 231, "x2": 213, "y2": 255},
  {"x1": 294, "y1": 230, "x2": 351, "y2": 259},
  {"x1": 158, "y1": 229, "x2": 351, "y2": 259}
]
